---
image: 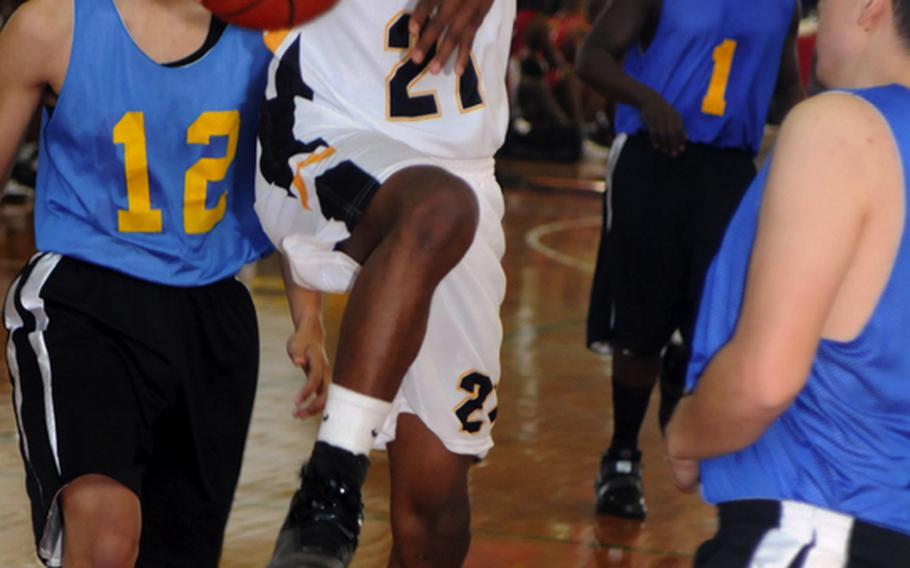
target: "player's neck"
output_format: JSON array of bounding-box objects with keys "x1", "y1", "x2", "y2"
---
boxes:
[{"x1": 113, "y1": 0, "x2": 213, "y2": 65}]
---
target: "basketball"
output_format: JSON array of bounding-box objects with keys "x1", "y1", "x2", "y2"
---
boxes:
[{"x1": 202, "y1": 0, "x2": 338, "y2": 30}]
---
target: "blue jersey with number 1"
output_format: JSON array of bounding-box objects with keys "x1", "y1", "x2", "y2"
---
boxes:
[
  {"x1": 614, "y1": 0, "x2": 795, "y2": 154},
  {"x1": 34, "y1": 0, "x2": 272, "y2": 287}
]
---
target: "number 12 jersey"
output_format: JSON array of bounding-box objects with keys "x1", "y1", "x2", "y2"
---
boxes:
[{"x1": 35, "y1": 0, "x2": 273, "y2": 286}]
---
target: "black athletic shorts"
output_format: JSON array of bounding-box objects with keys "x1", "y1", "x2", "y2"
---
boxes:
[
  {"x1": 587, "y1": 132, "x2": 756, "y2": 354},
  {"x1": 697, "y1": 500, "x2": 910, "y2": 567},
  {"x1": 3, "y1": 253, "x2": 259, "y2": 567}
]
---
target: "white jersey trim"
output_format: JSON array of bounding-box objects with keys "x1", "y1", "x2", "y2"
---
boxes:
[{"x1": 749, "y1": 500, "x2": 853, "y2": 568}]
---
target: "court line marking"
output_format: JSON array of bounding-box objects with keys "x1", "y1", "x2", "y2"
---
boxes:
[{"x1": 524, "y1": 216, "x2": 601, "y2": 274}]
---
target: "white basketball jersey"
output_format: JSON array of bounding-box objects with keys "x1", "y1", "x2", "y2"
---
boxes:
[{"x1": 276, "y1": 0, "x2": 515, "y2": 159}]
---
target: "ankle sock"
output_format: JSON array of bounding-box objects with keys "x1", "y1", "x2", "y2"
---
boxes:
[{"x1": 316, "y1": 384, "x2": 392, "y2": 457}]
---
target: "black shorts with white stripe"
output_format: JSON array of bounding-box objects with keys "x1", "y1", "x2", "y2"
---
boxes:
[
  {"x1": 696, "y1": 499, "x2": 910, "y2": 567},
  {"x1": 3, "y1": 253, "x2": 259, "y2": 567}
]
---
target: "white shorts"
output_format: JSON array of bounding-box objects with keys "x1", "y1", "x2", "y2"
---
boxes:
[{"x1": 256, "y1": 99, "x2": 507, "y2": 458}]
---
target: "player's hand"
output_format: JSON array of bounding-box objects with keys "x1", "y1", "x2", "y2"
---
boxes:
[
  {"x1": 409, "y1": 0, "x2": 494, "y2": 76},
  {"x1": 640, "y1": 91, "x2": 687, "y2": 156},
  {"x1": 668, "y1": 456, "x2": 700, "y2": 493},
  {"x1": 286, "y1": 325, "x2": 331, "y2": 419}
]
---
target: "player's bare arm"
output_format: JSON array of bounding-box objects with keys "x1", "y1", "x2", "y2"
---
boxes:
[
  {"x1": 0, "y1": 0, "x2": 69, "y2": 185},
  {"x1": 280, "y1": 255, "x2": 331, "y2": 418},
  {"x1": 575, "y1": 0, "x2": 686, "y2": 155},
  {"x1": 666, "y1": 93, "x2": 903, "y2": 467},
  {"x1": 768, "y1": 5, "x2": 806, "y2": 124},
  {"x1": 409, "y1": 0, "x2": 493, "y2": 75}
]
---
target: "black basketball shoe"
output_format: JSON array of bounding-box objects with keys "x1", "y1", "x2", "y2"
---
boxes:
[
  {"x1": 595, "y1": 448, "x2": 647, "y2": 520},
  {"x1": 268, "y1": 442, "x2": 370, "y2": 568}
]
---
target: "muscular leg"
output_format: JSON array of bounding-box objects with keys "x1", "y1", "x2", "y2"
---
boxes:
[
  {"x1": 61, "y1": 474, "x2": 140, "y2": 568},
  {"x1": 268, "y1": 165, "x2": 480, "y2": 567},
  {"x1": 335, "y1": 165, "x2": 479, "y2": 401},
  {"x1": 387, "y1": 414, "x2": 473, "y2": 568}
]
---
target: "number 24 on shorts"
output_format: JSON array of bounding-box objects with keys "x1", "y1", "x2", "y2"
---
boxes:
[{"x1": 454, "y1": 372, "x2": 498, "y2": 434}]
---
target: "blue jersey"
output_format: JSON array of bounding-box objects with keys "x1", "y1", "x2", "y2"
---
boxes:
[
  {"x1": 614, "y1": 0, "x2": 795, "y2": 154},
  {"x1": 687, "y1": 86, "x2": 910, "y2": 535},
  {"x1": 34, "y1": 0, "x2": 272, "y2": 286}
]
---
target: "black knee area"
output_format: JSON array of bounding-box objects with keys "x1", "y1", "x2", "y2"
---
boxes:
[
  {"x1": 659, "y1": 342, "x2": 689, "y2": 394},
  {"x1": 612, "y1": 347, "x2": 662, "y2": 390},
  {"x1": 610, "y1": 347, "x2": 662, "y2": 452}
]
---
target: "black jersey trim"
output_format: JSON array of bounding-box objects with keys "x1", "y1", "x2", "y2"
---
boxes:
[{"x1": 164, "y1": 16, "x2": 228, "y2": 69}]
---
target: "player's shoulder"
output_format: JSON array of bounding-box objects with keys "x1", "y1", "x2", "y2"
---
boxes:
[
  {"x1": 3, "y1": 0, "x2": 71, "y2": 49},
  {"x1": 0, "y1": 0, "x2": 72, "y2": 87},
  {"x1": 778, "y1": 91, "x2": 894, "y2": 158},
  {"x1": 772, "y1": 91, "x2": 901, "y2": 203}
]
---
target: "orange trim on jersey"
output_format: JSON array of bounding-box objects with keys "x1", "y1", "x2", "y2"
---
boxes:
[
  {"x1": 263, "y1": 30, "x2": 291, "y2": 54},
  {"x1": 292, "y1": 147, "x2": 336, "y2": 210}
]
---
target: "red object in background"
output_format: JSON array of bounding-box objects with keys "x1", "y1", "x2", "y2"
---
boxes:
[
  {"x1": 551, "y1": 13, "x2": 589, "y2": 64},
  {"x1": 797, "y1": 32, "x2": 817, "y2": 89},
  {"x1": 202, "y1": 0, "x2": 337, "y2": 30},
  {"x1": 512, "y1": 10, "x2": 538, "y2": 55}
]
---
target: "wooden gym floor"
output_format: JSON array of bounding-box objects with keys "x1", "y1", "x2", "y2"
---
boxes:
[{"x1": 0, "y1": 159, "x2": 715, "y2": 567}]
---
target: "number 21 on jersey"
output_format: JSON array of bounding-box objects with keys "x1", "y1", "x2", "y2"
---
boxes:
[
  {"x1": 702, "y1": 39, "x2": 737, "y2": 117},
  {"x1": 385, "y1": 12, "x2": 485, "y2": 121},
  {"x1": 114, "y1": 111, "x2": 239, "y2": 235}
]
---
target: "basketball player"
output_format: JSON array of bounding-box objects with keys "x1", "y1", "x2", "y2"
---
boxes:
[
  {"x1": 575, "y1": 0, "x2": 804, "y2": 519},
  {"x1": 255, "y1": 1, "x2": 514, "y2": 566},
  {"x1": 0, "y1": 0, "x2": 284, "y2": 565},
  {"x1": 666, "y1": 0, "x2": 910, "y2": 564}
]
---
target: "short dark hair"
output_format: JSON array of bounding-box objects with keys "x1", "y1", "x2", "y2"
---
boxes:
[{"x1": 896, "y1": 0, "x2": 910, "y2": 45}]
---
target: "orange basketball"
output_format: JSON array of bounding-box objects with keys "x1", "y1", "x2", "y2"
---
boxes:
[{"x1": 203, "y1": 0, "x2": 338, "y2": 30}]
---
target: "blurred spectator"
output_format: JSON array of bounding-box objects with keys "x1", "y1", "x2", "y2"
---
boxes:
[{"x1": 502, "y1": 1, "x2": 584, "y2": 161}]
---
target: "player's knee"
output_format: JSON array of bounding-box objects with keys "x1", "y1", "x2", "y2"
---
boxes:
[
  {"x1": 396, "y1": 173, "x2": 479, "y2": 260},
  {"x1": 63, "y1": 529, "x2": 138, "y2": 568},
  {"x1": 84, "y1": 532, "x2": 139, "y2": 568},
  {"x1": 61, "y1": 476, "x2": 140, "y2": 568},
  {"x1": 392, "y1": 502, "x2": 471, "y2": 567}
]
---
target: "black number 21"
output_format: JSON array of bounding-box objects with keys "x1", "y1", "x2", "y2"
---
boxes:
[{"x1": 386, "y1": 13, "x2": 484, "y2": 120}]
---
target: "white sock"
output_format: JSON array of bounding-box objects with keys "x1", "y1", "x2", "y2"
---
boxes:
[{"x1": 317, "y1": 384, "x2": 393, "y2": 457}]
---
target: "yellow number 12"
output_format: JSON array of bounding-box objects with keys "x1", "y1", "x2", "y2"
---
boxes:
[
  {"x1": 114, "y1": 111, "x2": 240, "y2": 235},
  {"x1": 702, "y1": 39, "x2": 737, "y2": 117}
]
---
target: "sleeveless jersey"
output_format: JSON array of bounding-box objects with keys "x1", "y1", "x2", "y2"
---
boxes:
[
  {"x1": 614, "y1": 0, "x2": 795, "y2": 154},
  {"x1": 269, "y1": 0, "x2": 515, "y2": 159},
  {"x1": 687, "y1": 86, "x2": 910, "y2": 535},
  {"x1": 35, "y1": 0, "x2": 272, "y2": 286}
]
